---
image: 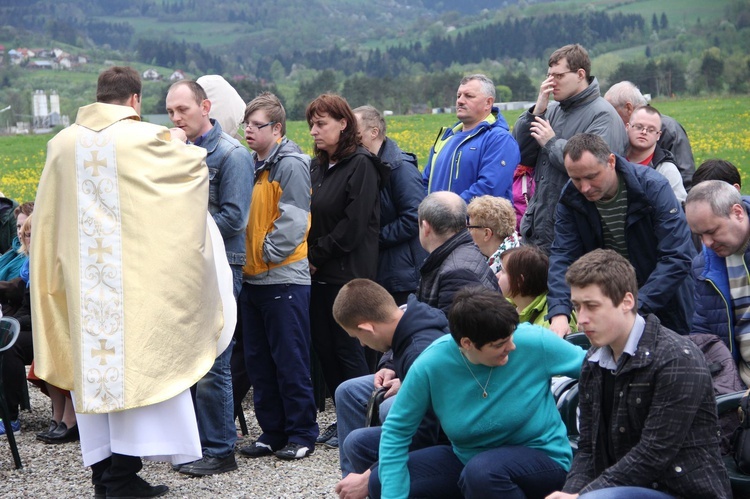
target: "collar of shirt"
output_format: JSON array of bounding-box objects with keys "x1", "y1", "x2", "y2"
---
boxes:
[
  {"x1": 629, "y1": 151, "x2": 655, "y2": 166},
  {"x1": 588, "y1": 314, "x2": 645, "y2": 371},
  {"x1": 190, "y1": 130, "x2": 211, "y2": 147}
]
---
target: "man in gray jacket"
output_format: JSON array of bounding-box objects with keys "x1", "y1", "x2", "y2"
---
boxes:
[{"x1": 513, "y1": 44, "x2": 627, "y2": 254}]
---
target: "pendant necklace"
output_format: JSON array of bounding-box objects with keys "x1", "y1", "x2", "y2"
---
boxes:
[{"x1": 460, "y1": 351, "x2": 493, "y2": 399}]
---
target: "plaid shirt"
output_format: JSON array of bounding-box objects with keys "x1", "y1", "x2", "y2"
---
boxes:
[{"x1": 563, "y1": 314, "x2": 732, "y2": 498}]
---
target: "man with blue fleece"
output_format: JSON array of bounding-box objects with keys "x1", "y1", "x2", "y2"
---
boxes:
[{"x1": 423, "y1": 74, "x2": 520, "y2": 203}]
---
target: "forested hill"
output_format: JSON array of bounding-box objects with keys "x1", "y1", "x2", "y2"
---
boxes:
[
  {"x1": 0, "y1": 0, "x2": 646, "y2": 78},
  {"x1": 1, "y1": 0, "x2": 748, "y2": 120},
  {"x1": 0, "y1": 0, "x2": 512, "y2": 58},
  {"x1": 267, "y1": 12, "x2": 645, "y2": 80}
]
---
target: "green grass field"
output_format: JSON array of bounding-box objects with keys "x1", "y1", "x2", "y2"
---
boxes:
[
  {"x1": 95, "y1": 17, "x2": 248, "y2": 48},
  {"x1": 1, "y1": 95, "x2": 748, "y2": 202},
  {"x1": 525, "y1": 0, "x2": 732, "y2": 26}
]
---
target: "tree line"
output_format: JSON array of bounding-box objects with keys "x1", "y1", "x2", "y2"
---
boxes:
[{"x1": 258, "y1": 11, "x2": 645, "y2": 80}]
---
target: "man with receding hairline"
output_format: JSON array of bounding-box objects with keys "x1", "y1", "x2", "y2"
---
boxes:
[
  {"x1": 166, "y1": 79, "x2": 253, "y2": 476},
  {"x1": 416, "y1": 191, "x2": 499, "y2": 316},
  {"x1": 423, "y1": 74, "x2": 520, "y2": 203},
  {"x1": 605, "y1": 81, "x2": 695, "y2": 190}
]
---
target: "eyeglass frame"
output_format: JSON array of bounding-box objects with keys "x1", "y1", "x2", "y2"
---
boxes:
[
  {"x1": 628, "y1": 123, "x2": 662, "y2": 135},
  {"x1": 242, "y1": 120, "x2": 277, "y2": 131},
  {"x1": 546, "y1": 70, "x2": 578, "y2": 80}
]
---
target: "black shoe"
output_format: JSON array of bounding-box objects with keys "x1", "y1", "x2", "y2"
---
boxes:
[
  {"x1": 323, "y1": 435, "x2": 339, "y2": 449},
  {"x1": 238, "y1": 441, "x2": 275, "y2": 458},
  {"x1": 170, "y1": 460, "x2": 193, "y2": 472},
  {"x1": 275, "y1": 443, "x2": 314, "y2": 460},
  {"x1": 40, "y1": 422, "x2": 80, "y2": 444},
  {"x1": 316, "y1": 422, "x2": 337, "y2": 444},
  {"x1": 36, "y1": 420, "x2": 58, "y2": 441},
  {"x1": 106, "y1": 475, "x2": 168, "y2": 498},
  {"x1": 178, "y1": 455, "x2": 238, "y2": 476}
]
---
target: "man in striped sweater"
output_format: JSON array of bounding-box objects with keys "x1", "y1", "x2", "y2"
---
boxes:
[{"x1": 545, "y1": 133, "x2": 695, "y2": 337}]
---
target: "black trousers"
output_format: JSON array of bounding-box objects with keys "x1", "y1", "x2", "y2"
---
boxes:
[
  {"x1": 91, "y1": 453, "x2": 142, "y2": 493},
  {"x1": 2, "y1": 328, "x2": 32, "y2": 420},
  {"x1": 309, "y1": 282, "x2": 368, "y2": 405}
]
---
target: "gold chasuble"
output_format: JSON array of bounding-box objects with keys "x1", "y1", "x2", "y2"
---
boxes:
[{"x1": 31, "y1": 103, "x2": 225, "y2": 414}]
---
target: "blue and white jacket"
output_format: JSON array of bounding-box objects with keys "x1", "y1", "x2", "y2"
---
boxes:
[{"x1": 423, "y1": 106, "x2": 520, "y2": 203}]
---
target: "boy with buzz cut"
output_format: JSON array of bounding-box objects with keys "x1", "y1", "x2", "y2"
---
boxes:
[
  {"x1": 546, "y1": 249, "x2": 731, "y2": 499},
  {"x1": 332, "y1": 279, "x2": 448, "y2": 499},
  {"x1": 237, "y1": 92, "x2": 319, "y2": 461}
]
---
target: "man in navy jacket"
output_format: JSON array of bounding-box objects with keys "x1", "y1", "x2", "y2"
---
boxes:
[
  {"x1": 546, "y1": 133, "x2": 694, "y2": 337},
  {"x1": 686, "y1": 180, "x2": 750, "y2": 384}
]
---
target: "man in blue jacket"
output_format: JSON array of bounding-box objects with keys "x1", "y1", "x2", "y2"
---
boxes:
[
  {"x1": 686, "y1": 180, "x2": 750, "y2": 385},
  {"x1": 166, "y1": 80, "x2": 254, "y2": 476},
  {"x1": 546, "y1": 133, "x2": 694, "y2": 337},
  {"x1": 423, "y1": 74, "x2": 520, "y2": 203}
]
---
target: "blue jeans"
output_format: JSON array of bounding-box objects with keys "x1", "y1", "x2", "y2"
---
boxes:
[
  {"x1": 369, "y1": 445, "x2": 568, "y2": 499},
  {"x1": 193, "y1": 340, "x2": 237, "y2": 458},
  {"x1": 230, "y1": 265, "x2": 242, "y2": 298},
  {"x1": 580, "y1": 488, "x2": 675, "y2": 499},
  {"x1": 192, "y1": 264, "x2": 242, "y2": 459},
  {"x1": 240, "y1": 283, "x2": 318, "y2": 448},
  {"x1": 336, "y1": 375, "x2": 394, "y2": 475}
]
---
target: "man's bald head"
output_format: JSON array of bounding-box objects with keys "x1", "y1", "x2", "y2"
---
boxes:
[{"x1": 418, "y1": 191, "x2": 467, "y2": 237}]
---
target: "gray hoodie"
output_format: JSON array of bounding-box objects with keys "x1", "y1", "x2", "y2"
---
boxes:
[{"x1": 513, "y1": 77, "x2": 627, "y2": 253}]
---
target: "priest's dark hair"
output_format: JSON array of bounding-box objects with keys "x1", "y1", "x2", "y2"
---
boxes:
[{"x1": 97, "y1": 66, "x2": 142, "y2": 105}]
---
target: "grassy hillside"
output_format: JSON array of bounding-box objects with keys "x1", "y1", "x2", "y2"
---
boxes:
[
  {"x1": 95, "y1": 17, "x2": 248, "y2": 49},
  {"x1": 2, "y1": 95, "x2": 748, "y2": 203},
  {"x1": 526, "y1": 0, "x2": 732, "y2": 26}
]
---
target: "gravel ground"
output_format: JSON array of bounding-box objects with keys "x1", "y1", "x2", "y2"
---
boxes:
[{"x1": 1, "y1": 384, "x2": 342, "y2": 498}]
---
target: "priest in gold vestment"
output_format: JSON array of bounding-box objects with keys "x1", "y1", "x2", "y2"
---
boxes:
[{"x1": 30, "y1": 66, "x2": 234, "y2": 498}]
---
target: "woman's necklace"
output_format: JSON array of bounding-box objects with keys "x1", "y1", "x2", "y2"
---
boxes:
[{"x1": 460, "y1": 351, "x2": 493, "y2": 399}]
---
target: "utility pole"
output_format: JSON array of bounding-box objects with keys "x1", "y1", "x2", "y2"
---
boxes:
[{"x1": 0, "y1": 105, "x2": 11, "y2": 134}]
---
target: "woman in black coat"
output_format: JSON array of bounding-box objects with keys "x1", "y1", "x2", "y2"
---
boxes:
[{"x1": 306, "y1": 94, "x2": 389, "y2": 445}]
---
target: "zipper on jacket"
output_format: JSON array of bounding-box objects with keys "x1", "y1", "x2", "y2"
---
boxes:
[
  {"x1": 704, "y1": 276, "x2": 735, "y2": 357},
  {"x1": 453, "y1": 150, "x2": 462, "y2": 182}
]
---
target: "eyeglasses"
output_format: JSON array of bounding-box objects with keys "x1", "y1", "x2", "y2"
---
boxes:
[
  {"x1": 546, "y1": 70, "x2": 577, "y2": 80},
  {"x1": 242, "y1": 121, "x2": 276, "y2": 131},
  {"x1": 629, "y1": 123, "x2": 661, "y2": 135}
]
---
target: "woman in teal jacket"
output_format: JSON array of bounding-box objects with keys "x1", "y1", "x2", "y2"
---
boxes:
[{"x1": 371, "y1": 287, "x2": 586, "y2": 499}]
